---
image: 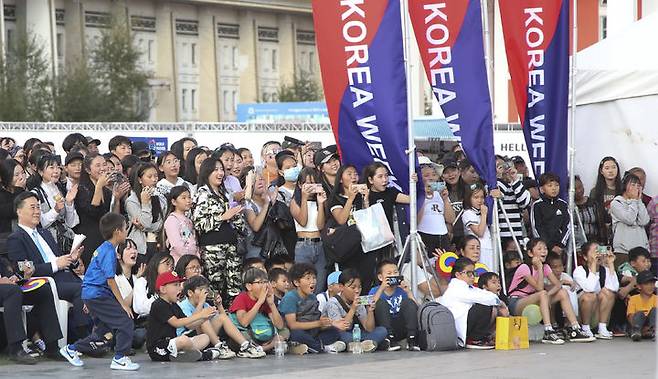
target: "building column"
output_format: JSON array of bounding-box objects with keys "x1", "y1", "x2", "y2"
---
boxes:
[
  {"x1": 16, "y1": 0, "x2": 56, "y2": 76},
  {"x1": 278, "y1": 14, "x2": 295, "y2": 85},
  {"x1": 0, "y1": 0, "x2": 5, "y2": 60},
  {"x1": 63, "y1": 0, "x2": 84, "y2": 67},
  {"x1": 154, "y1": 2, "x2": 177, "y2": 122},
  {"x1": 238, "y1": 10, "x2": 257, "y2": 103},
  {"x1": 198, "y1": 7, "x2": 219, "y2": 121}
]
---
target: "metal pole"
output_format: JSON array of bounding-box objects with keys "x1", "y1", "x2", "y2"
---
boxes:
[
  {"x1": 568, "y1": 0, "x2": 579, "y2": 274},
  {"x1": 400, "y1": 0, "x2": 418, "y2": 297}
]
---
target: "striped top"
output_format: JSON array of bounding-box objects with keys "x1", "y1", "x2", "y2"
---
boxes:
[{"x1": 496, "y1": 179, "x2": 531, "y2": 238}]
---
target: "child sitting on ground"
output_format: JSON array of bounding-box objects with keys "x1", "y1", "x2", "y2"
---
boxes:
[
  {"x1": 317, "y1": 271, "x2": 342, "y2": 313},
  {"x1": 323, "y1": 269, "x2": 388, "y2": 352},
  {"x1": 573, "y1": 243, "x2": 619, "y2": 340},
  {"x1": 178, "y1": 275, "x2": 265, "y2": 358},
  {"x1": 440, "y1": 258, "x2": 507, "y2": 349},
  {"x1": 369, "y1": 259, "x2": 420, "y2": 351},
  {"x1": 627, "y1": 271, "x2": 657, "y2": 341},
  {"x1": 507, "y1": 238, "x2": 594, "y2": 345},
  {"x1": 60, "y1": 213, "x2": 139, "y2": 371},
  {"x1": 228, "y1": 268, "x2": 287, "y2": 352},
  {"x1": 479, "y1": 272, "x2": 509, "y2": 306},
  {"x1": 146, "y1": 272, "x2": 217, "y2": 362},
  {"x1": 269, "y1": 267, "x2": 290, "y2": 307},
  {"x1": 546, "y1": 252, "x2": 579, "y2": 323},
  {"x1": 278, "y1": 263, "x2": 347, "y2": 354}
]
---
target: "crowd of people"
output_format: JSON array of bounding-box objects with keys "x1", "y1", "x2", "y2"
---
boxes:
[{"x1": 0, "y1": 134, "x2": 655, "y2": 371}]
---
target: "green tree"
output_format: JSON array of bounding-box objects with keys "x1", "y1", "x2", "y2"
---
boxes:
[
  {"x1": 53, "y1": 64, "x2": 106, "y2": 122},
  {"x1": 0, "y1": 34, "x2": 54, "y2": 121},
  {"x1": 277, "y1": 71, "x2": 323, "y2": 102}
]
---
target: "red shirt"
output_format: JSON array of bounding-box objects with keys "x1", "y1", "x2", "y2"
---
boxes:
[{"x1": 228, "y1": 292, "x2": 271, "y2": 315}]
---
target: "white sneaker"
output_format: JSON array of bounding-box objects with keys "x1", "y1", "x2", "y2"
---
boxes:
[
  {"x1": 111, "y1": 356, "x2": 140, "y2": 371},
  {"x1": 59, "y1": 345, "x2": 84, "y2": 367},
  {"x1": 595, "y1": 329, "x2": 613, "y2": 340},
  {"x1": 323, "y1": 341, "x2": 346, "y2": 354},
  {"x1": 237, "y1": 342, "x2": 266, "y2": 358},
  {"x1": 213, "y1": 342, "x2": 236, "y2": 359},
  {"x1": 583, "y1": 329, "x2": 594, "y2": 338}
]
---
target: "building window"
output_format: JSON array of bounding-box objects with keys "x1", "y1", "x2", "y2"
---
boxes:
[
  {"x1": 223, "y1": 90, "x2": 229, "y2": 113},
  {"x1": 232, "y1": 91, "x2": 238, "y2": 112},
  {"x1": 6, "y1": 29, "x2": 13, "y2": 52},
  {"x1": 191, "y1": 43, "x2": 196, "y2": 65},
  {"x1": 182, "y1": 89, "x2": 188, "y2": 111},
  {"x1": 148, "y1": 40, "x2": 154, "y2": 63},
  {"x1": 191, "y1": 89, "x2": 196, "y2": 111},
  {"x1": 232, "y1": 46, "x2": 238, "y2": 69},
  {"x1": 272, "y1": 48, "x2": 278, "y2": 71},
  {"x1": 309, "y1": 52, "x2": 315, "y2": 73},
  {"x1": 56, "y1": 33, "x2": 64, "y2": 58}
]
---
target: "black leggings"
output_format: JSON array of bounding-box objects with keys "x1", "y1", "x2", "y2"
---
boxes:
[{"x1": 467, "y1": 304, "x2": 495, "y2": 340}]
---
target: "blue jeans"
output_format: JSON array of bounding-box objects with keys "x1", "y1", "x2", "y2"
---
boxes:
[
  {"x1": 295, "y1": 239, "x2": 327, "y2": 293},
  {"x1": 339, "y1": 326, "x2": 388, "y2": 345},
  {"x1": 289, "y1": 328, "x2": 340, "y2": 352}
]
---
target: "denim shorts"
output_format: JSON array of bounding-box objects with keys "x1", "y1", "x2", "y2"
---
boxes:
[{"x1": 508, "y1": 296, "x2": 521, "y2": 315}]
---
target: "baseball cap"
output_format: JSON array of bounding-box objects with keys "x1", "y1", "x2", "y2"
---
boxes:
[
  {"x1": 418, "y1": 156, "x2": 432, "y2": 165},
  {"x1": 511, "y1": 156, "x2": 525, "y2": 165},
  {"x1": 86, "y1": 136, "x2": 101, "y2": 146},
  {"x1": 65, "y1": 152, "x2": 84, "y2": 166},
  {"x1": 442, "y1": 159, "x2": 458, "y2": 170},
  {"x1": 327, "y1": 271, "x2": 342, "y2": 286},
  {"x1": 636, "y1": 271, "x2": 657, "y2": 285},
  {"x1": 155, "y1": 271, "x2": 186, "y2": 291},
  {"x1": 275, "y1": 150, "x2": 296, "y2": 169},
  {"x1": 314, "y1": 148, "x2": 339, "y2": 167},
  {"x1": 132, "y1": 141, "x2": 150, "y2": 156}
]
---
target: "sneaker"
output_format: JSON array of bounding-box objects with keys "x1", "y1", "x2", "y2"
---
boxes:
[
  {"x1": 382, "y1": 337, "x2": 402, "y2": 351},
  {"x1": 582, "y1": 329, "x2": 595, "y2": 339},
  {"x1": 567, "y1": 327, "x2": 596, "y2": 343},
  {"x1": 59, "y1": 345, "x2": 84, "y2": 367},
  {"x1": 541, "y1": 330, "x2": 565, "y2": 345},
  {"x1": 214, "y1": 342, "x2": 236, "y2": 359},
  {"x1": 201, "y1": 348, "x2": 221, "y2": 361},
  {"x1": 323, "y1": 341, "x2": 346, "y2": 354},
  {"x1": 360, "y1": 340, "x2": 377, "y2": 353},
  {"x1": 465, "y1": 338, "x2": 495, "y2": 350},
  {"x1": 289, "y1": 342, "x2": 309, "y2": 355},
  {"x1": 407, "y1": 336, "x2": 421, "y2": 351},
  {"x1": 595, "y1": 329, "x2": 613, "y2": 340},
  {"x1": 110, "y1": 356, "x2": 140, "y2": 371},
  {"x1": 170, "y1": 349, "x2": 202, "y2": 362},
  {"x1": 75, "y1": 340, "x2": 110, "y2": 358},
  {"x1": 21, "y1": 340, "x2": 41, "y2": 359},
  {"x1": 30, "y1": 339, "x2": 45, "y2": 357},
  {"x1": 237, "y1": 342, "x2": 266, "y2": 358},
  {"x1": 10, "y1": 349, "x2": 38, "y2": 365},
  {"x1": 630, "y1": 331, "x2": 642, "y2": 342}
]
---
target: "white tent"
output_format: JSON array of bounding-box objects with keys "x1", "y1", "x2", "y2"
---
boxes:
[{"x1": 574, "y1": 12, "x2": 658, "y2": 196}]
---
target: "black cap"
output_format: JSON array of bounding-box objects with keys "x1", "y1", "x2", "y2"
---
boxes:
[
  {"x1": 511, "y1": 156, "x2": 525, "y2": 164},
  {"x1": 442, "y1": 159, "x2": 458, "y2": 170},
  {"x1": 86, "y1": 136, "x2": 101, "y2": 146},
  {"x1": 637, "y1": 271, "x2": 657, "y2": 285},
  {"x1": 65, "y1": 152, "x2": 84, "y2": 166},
  {"x1": 314, "y1": 148, "x2": 338, "y2": 168},
  {"x1": 132, "y1": 141, "x2": 150, "y2": 156},
  {"x1": 326, "y1": 145, "x2": 338, "y2": 154},
  {"x1": 275, "y1": 150, "x2": 296, "y2": 169}
]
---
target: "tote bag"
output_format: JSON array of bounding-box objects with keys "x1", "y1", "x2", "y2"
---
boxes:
[{"x1": 353, "y1": 203, "x2": 394, "y2": 253}]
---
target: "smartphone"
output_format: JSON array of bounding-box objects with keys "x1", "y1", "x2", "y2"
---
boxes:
[
  {"x1": 308, "y1": 141, "x2": 322, "y2": 150},
  {"x1": 284, "y1": 136, "x2": 305, "y2": 146},
  {"x1": 387, "y1": 275, "x2": 405, "y2": 286},
  {"x1": 356, "y1": 295, "x2": 374, "y2": 306},
  {"x1": 596, "y1": 245, "x2": 608, "y2": 255},
  {"x1": 305, "y1": 183, "x2": 323, "y2": 193},
  {"x1": 434, "y1": 181, "x2": 446, "y2": 192},
  {"x1": 351, "y1": 184, "x2": 368, "y2": 192}
]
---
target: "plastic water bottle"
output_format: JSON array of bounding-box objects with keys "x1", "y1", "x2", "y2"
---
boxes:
[
  {"x1": 274, "y1": 338, "x2": 286, "y2": 358},
  {"x1": 352, "y1": 324, "x2": 362, "y2": 354}
]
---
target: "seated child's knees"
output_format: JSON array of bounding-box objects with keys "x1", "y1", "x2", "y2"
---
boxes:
[
  {"x1": 599, "y1": 288, "x2": 615, "y2": 299},
  {"x1": 580, "y1": 292, "x2": 596, "y2": 303}
]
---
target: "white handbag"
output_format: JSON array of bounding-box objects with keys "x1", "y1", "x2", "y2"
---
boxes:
[{"x1": 353, "y1": 203, "x2": 394, "y2": 253}]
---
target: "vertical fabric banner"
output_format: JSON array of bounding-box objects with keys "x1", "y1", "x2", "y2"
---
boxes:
[
  {"x1": 312, "y1": 0, "x2": 413, "y2": 194},
  {"x1": 499, "y1": 0, "x2": 569, "y2": 197},
  {"x1": 409, "y1": 0, "x2": 497, "y2": 190}
]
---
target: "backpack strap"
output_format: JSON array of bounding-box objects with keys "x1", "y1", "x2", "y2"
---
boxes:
[
  {"x1": 334, "y1": 295, "x2": 362, "y2": 329},
  {"x1": 584, "y1": 265, "x2": 607, "y2": 289}
]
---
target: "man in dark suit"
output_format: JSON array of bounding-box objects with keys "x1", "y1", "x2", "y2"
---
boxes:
[
  {"x1": 0, "y1": 257, "x2": 63, "y2": 364},
  {"x1": 7, "y1": 192, "x2": 89, "y2": 338}
]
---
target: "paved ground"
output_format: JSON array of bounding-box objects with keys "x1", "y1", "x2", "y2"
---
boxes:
[{"x1": 1, "y1": 339, "x2": 655, "y2": 379}]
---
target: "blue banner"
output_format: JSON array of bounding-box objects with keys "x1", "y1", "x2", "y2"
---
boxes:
[{"x1": 128, "y1": 137, "x2": 168, "y2": 157}]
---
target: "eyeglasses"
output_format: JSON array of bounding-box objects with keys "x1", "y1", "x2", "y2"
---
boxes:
[
  {"x1": 250, "y1": 280, "x2": 268, "y2": 284},
  {"x1": 186, "y1": 265, "x2": 202, "y2": 273},
  {"x1": 459, "y1": 270, "x2": 475, "y2": 277}
]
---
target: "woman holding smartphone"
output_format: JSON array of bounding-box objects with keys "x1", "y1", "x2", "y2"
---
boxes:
[
  {"x1": 418, "y1": 159, "x2": 455, "y2": 255},
  {"x1": 290, "y1": 167, "x2": 328, "y2": 293}
]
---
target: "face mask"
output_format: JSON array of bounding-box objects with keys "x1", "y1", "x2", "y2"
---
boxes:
[
  {"x1": 283, "y1": 166, "x2": 301, "y2": 182},
  {"x1": 429, "y1": 181, "x2": 446, "y2": 192}
]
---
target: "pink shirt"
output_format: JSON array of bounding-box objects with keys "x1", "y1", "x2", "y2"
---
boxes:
[
  {"x1": 508, "y1": 263, "x2": 553, "y2": 298},
  {"x1": 164, "y1": 213, "x2": 200, "y2": 263},
  {"x1": 647, "y1": 196, "x2": 658, "y2": 257}
]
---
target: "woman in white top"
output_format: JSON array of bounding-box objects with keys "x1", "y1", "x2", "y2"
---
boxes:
[
  {"x1": 241, "y1": 168, "x2": 273, "y2": 259},
  {"x1": 30, "y1": 154, "x2": 79, "y2": 250},
  {"x1": 115, "y1": 239, "x2": 148, "y2": 348},
  {"x1": 290, "y1": 167, "x2": 328, "y2": 293},
  {"x1": 132, "y1": 252, "x2": 174, "y2": 317},
  {"x1": 573, "y1": 242, "x2": 620, "y2": 340},
  {"x1": 125, "y1": 162, "x2": 165, "y2": 258},
  {"x1": 461, "y1": 183, "x2": 494, "y2": 270},
  {"x1": 155, "y1": 151, "x2": 193, "y2": 201},
  {"x1": 418, "y1": 161, "x2": 456, "y2": 254}
]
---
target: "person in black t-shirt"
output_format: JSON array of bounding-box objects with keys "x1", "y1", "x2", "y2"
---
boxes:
[
  {"x1": 363, "y1": 162, "x2": 414, "y2": 230},
  {"x1": 146, "y1": 272, "x2": 217, "y2": 362}
]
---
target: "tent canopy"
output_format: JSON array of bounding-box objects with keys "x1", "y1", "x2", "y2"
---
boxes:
[{"x1": 574, "y1": 13, "x2": 658, "y2": 196}]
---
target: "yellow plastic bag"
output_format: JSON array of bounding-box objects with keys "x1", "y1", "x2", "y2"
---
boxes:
[{"x1": 495, "y1": 316, "x2": 529, "y2": 350}]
